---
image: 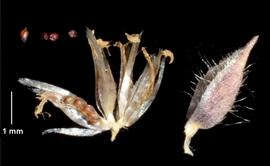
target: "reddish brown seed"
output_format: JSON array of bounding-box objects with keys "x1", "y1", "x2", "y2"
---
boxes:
[
  {"x1": 68, "y1": 29, "x2": 78, "y2": 38},
  {"x1": 82, "y1": 105, "x2": 99, "y2": 124},
  {"x1": 83, "y1": 105, "x2": 93, "y2": 112},
  {"x1": 49, "y1": 32, "x2": 59, "y2": 42},
  {"x1": 73, "y1": 98, "x2": 83, "y2": 107},
  {"x1": 42, "y1": 32, "x2": 49, "y2": 40},
  {"x1": 84, "y1": 105, "x2": 97, "y2": 117},
  {"x1": 20, "y1": 27, "x2": 29, "y2": 43},
  {"x1": 73, "y1": 97, "x2": 87, "y2": 108}
]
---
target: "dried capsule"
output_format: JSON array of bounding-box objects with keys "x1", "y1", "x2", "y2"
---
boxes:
[
  {"x1": 183, "y1": 36, "x2": 258, "y2": 156},
  {"x1": 18, "y1": 27, "x2": 174, "y2": 140}
]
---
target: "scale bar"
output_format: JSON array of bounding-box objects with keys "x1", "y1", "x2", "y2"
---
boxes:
[{"x1": 11, "y1": 91, "x2": 13, "y2": 125}]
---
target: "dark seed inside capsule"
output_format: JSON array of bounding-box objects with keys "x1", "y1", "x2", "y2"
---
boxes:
[
  {"x1": 73, "y1": 98, "x2": 86, "y2": 108},
  {"x1": 82, "y1": 105, "x2": 99, "y2": 124}
]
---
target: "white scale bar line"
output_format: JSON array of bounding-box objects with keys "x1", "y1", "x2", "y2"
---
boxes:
[{"x1": 11, "y1": 91, "x2": 13, "y2": 125}]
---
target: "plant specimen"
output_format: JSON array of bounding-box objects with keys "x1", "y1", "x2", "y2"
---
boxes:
[{"x1": 19, "y1": 28, "x2": 174, "y2": 141}]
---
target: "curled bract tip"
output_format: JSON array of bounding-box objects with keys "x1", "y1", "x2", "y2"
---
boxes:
[
  {"x1": 113, "y1": 41, "x2": 121, "y2": 47},
  {"x1": 141, "y1": 47, "x2": 149, "y2": 56},
  {"x1": 97, "y1": 39, "x2": 110, "y2": 48},
  {"x1": 160, "y1": 49, "x2": 174, "y2": 64},
  {"x1": 125, "y1": 33, "x2": 141, "y2": 43}
]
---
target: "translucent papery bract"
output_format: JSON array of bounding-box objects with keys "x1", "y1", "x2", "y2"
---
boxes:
[{"x1": 86, "y1": 28, "x2": 117, "y2": 124}]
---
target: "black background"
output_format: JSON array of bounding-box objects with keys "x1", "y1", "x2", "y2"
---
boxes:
[{"x1": 1, "y1": 0, "x2": 269, "y2": 165}]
